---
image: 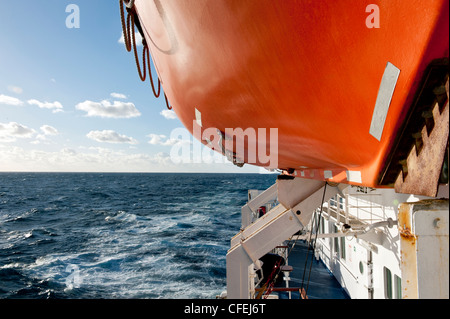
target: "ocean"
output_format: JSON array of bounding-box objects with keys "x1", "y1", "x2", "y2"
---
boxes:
[{"x1": 0, "y1": 172, "x2": 277, "y2": 299}]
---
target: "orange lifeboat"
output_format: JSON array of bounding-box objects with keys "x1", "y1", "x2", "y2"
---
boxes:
[{"x1": 120, "y1": 0, "x2": 449, "y2": 196}]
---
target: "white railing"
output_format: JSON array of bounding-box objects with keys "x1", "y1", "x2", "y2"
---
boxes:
[
  {"x1": 241, "y1": 183, "x2": 278, "y2": 228},
  {"x1": 327, "y1": 192, "x2": 386, "y2": 227}
]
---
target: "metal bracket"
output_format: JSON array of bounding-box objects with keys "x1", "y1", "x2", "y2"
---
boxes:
[{"x1": 394, "y1": 78, "x2": 449, "y2": 197}]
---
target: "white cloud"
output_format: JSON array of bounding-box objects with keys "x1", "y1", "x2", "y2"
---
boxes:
[
  {"x1": 160, "y1": 109, "x2": 177, "y2": 120},
  {"x1": 0, "y1": 122, "x2": 36, "y2": 142},
  {"x1": 0, "y1": 146, "x2": 180, "y2": 172},
  {"x1": 110, "y1": 92, "x2": 127, "y2": 99},
  {"x1": 27, "y1": 99, "x2": 63, "y2": 113},
  {"x1": 7, "y1": 85, "x2": 23, "y2": 94},
  {"x1": 76, "y1": 100, "x2": 141, "y2": 118},
  {"x1": 0, "y1": 145, "x2": 261, "y2": 173},
  {"x1": 147, "y1": 134, "x2": 166, "y2": 145},
  {"x1": 33, "y1": 125, "x2": 59, "y2": 144},
  {"x1": 0, "y1": 94, "x2": 24, "y2": 106},
  {"x1": 118, "y1": 32, "x2": 143, "y2": 47},
  {"x1": 40, "y1": 125, "x2": 59, "y2": 136},
  {"x1": 147, "y1": 133, "x2": 183, "y2": 146},
  {"x1": 87, "y1": 130, "x2": 138, "y2": 144},
  {"x1": 61, "y1": 148, "x2": 77, "y2": 156}
]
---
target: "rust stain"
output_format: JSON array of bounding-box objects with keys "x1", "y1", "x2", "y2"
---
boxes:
[
  {"x1": 394, "y1": 78, "x2": 449, "y2": 197},
  {"x1": 399, "y1": 227, "x2": 416, "y2": 243},
  {"x1": 398, "y1": 203, "x2": 416, "y2": 243}
]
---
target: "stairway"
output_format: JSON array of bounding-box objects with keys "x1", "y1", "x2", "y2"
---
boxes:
[{"x1": 226, "y1": 177, "x2": 346, "y2": 298}]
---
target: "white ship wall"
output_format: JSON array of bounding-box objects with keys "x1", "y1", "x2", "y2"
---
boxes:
[{"x1": 315, "y1": 186, "x2": 427, "y2": 299}]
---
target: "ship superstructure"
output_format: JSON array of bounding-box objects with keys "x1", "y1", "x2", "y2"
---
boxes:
[{"x1": 226, "y1": 179, "x2": 447, "y2": 299}]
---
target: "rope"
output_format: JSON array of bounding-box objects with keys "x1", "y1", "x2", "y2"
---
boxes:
[
  {"x1": 144, "y1": 45, "x2": 161, "y2": 98},
  {"x1": 119, "y1": 0, "x2": 132, "y2": 51},
  {"x1": 261, "y1": 258, "x2": 283, "y2": 299},
  {"x1": 164, "y1": 93, "x2": 172, "y2": 110},
  {"x1": 119, "y1": 0, "x2": 170, "y2": 109},
  {"x1": 300, "y1": 182, "x2": 328, "y2": 297},
  {"x1": 130, "y1": 12, "x2": 146, "y2": 82}
]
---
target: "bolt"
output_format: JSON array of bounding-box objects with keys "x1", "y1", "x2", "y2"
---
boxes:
[
  {"x1": 433, "y1": 218, "x2": 442, "y2": 229},
  {"x1": 296, "y1": 210, "x2": 301, "y2": 215},
  {"x1": 421, "y1": 109, "x2": 433, "y2": 119},
  {"x1": 433, "y1": 85, "x2": 446, "y2": 96},
  {"x1": 399, "y1": 159, "x2": 408, "y2": 174}
]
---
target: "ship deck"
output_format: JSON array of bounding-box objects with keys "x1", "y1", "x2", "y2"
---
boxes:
[{"x1": 274, "y1": 240, "x2": 350, "y2": 299}]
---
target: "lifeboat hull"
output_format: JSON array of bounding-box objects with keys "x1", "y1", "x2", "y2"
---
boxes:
[{"x1": 131, "y1": 0, "x2": 449, "y2": 189}]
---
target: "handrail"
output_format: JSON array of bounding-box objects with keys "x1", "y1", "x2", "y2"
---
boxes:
[
  {"x1": 241, "y1": 183, "x2": 278, "y2": 228},
  {"x1": 247, "y1": 183, "x2": 278, "y2": 212}
]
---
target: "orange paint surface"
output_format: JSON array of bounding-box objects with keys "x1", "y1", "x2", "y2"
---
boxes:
[{"x1": 134, "y1": 0, "x2": 449, "y2": 187}]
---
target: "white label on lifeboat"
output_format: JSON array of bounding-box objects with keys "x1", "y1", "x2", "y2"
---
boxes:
[
  {"x1": 370, "y1": 62, "x2": 400, "y2": 141},
  {"x1": 324, "y1": 170, "x2": 333, "y2": 179},
  {"x1": 195, "y1": 108, "x2": 202, "y2": 127},
  {"x1": 346, "y1": 170, "x2": 362, "y2": 184}
]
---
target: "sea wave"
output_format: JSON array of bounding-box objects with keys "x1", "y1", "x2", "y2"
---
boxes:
[{"x1": 0, "y1": 172, "x2": 277, "y2": 299}]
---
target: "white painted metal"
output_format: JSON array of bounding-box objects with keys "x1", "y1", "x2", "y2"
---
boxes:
[
  {"x1": 346, "y1": 170, "x2": 362, "y2": 183},
  {"x1": 398, "y1": 199, "x2": 449, "y2": 299},
  {"x1": 295, "y1": 218, "x2": 396, "y2": 241},
  {"x1": 241, "y1": 183, "x2": 278, "y2": 228},
  {"x1": 277, "y1": 178, "x2": 324, "y2": 209},
  {"x1": 369, "y1": 61, "x2": 401, "y2": 141},
  {"x1": 227, "y1": 204, "x2": 296, "y2": 298},
  {"x1": 313, "y1": 187, "x2": 428, "y2": 299},
  {"x1": 231, "y1": 203, "x2": 287, "y2": 250},
  {"x1": 195, "y1": 108, "x2": 202, "y2": 127},
  {"x1": 227, "y1": 179, "x2": 448, "y2": 300},
  {"x1": 226, "y1": 178, "x2": 342, "y2": 299}
]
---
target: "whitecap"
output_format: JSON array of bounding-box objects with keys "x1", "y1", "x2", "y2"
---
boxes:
[
  {"x1": 0, "y1": 262, "x2": 24, "y2": 269},
  {"x1": 105, "y1": 211, "x2": 138, "y2": 223}
]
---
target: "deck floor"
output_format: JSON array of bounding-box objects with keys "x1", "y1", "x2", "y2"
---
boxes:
[{"x1": 274, "y1": 240, "x2": 350, "y2": 299}]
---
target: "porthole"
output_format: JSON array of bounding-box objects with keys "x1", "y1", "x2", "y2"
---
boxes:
[{"x1": 359, "y1": 261, "x2": 364, "y2": 274}]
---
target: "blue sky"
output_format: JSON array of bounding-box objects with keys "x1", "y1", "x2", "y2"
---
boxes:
[{"x1": 0, "y1": 1, "x2": 261, "y2": 173}]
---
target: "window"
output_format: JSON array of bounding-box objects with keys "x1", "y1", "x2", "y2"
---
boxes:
[
  {"x1": 395, "y1": 275, "x2": 402, "y2": 299},
  {"x1": 339, "y1": 196, "x2": 344, "y2": 210},
  {"x1": 320, "y1": 216, "x2": 325, "y2": 234},
  {"x1": 314, "y1": 212, "x2": 320, "y2": 233},
  {"x1": 384, "y1": 267, "x2": 393, "y2": 299},
  {"x1": 328, "y1": 223, "x2": 333, "y2": 247},
  {"x1": 340, "y1": 236, "x2": 346, "y2": 260},
  {"x1": 330, "y1": 196, "x2": 337, "y2": 208},
  {"x1": 334, "y1": 225, "x2": 339, "y2": 256}
]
